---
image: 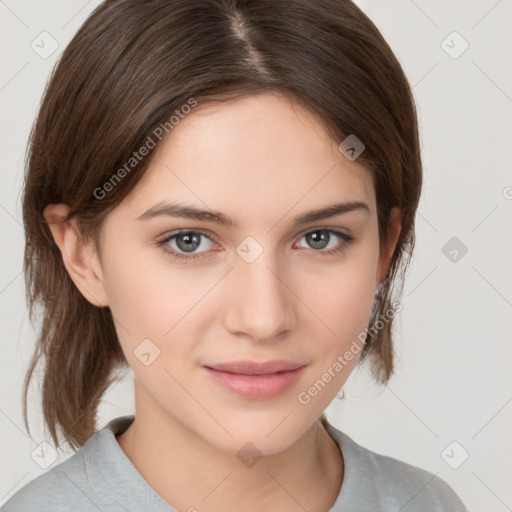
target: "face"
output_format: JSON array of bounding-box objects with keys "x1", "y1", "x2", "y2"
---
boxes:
[{"x1": 94, "y1": 93, "x2": 397, "y2": 455}]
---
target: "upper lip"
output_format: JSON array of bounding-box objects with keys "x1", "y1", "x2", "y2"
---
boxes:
[{"x1": 204, "y1": 360, "x2": 307, "y2": 375}]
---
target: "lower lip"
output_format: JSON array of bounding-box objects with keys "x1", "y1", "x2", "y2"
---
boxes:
[{"x1": 202, "y1": 366, "x2": 307, "y2": 399}]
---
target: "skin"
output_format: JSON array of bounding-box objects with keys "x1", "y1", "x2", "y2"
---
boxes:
[{"x1": 44, "y1": 92, "x2": 401, "y2": 512}]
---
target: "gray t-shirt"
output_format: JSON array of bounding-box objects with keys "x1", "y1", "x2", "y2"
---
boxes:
[{"x1": 1, "y1": 415, "x2": 467, "y2": 511}]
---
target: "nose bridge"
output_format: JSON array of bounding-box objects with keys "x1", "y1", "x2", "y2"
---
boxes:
[{"x1": 225, "y1": 236, "x2": 295, "y2": 339}]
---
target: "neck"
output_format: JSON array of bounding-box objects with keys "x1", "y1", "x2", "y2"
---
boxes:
[{"x1": 116, "y1": 381, "x2": 344, "y2": 512}]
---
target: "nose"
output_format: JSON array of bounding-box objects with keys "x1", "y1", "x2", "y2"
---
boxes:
[{"x1": 223, "y1": 246, "x2": 297, "y2": 342}]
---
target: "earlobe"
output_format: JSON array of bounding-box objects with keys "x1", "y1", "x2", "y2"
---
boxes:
[{"x1": 43, "y1": 203, "x2": 109, "y2": 307}]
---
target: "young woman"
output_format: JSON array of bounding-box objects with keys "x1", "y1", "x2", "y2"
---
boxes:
[{"x1": 3, "y1": 0, "x2": 467, "y2": 510}]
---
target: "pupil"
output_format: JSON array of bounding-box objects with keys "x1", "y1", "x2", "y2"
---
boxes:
[
  {"x1": 177, "y1": 232, "x2": 200, "y2": 252},
  {"x1": 307, "y1": 230, "x2": 329, "y2": 249}
]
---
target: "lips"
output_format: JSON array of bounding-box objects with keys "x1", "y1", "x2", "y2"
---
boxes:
[
  {"x1": 202, "y1": 360, "x2": 307, "y2": 399},
  {"x1": 204, "y1": 360, "x2": 306, "y2": 375}
]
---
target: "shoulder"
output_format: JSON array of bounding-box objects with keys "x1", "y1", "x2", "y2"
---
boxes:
[
  {"x1": 0, "y1": 418, "x2": 133, "y2": 512},
  {"x1": 1, "y1": 448, "x2": 98, "y2": 512},
  {"x1": 361, "y1": 444, "x2": 467, "y2": 511},
  {"x1": 323, "y1": 420, "x2": 468, "y2": 512},
  {"x1": 1, "y1": 416, "x2": 136, "y2": 512},
  {"x1": 1, "y1": 415, "x2": 156, "y2": 512}
]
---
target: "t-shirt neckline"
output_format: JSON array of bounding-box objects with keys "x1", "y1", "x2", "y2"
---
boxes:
[{"x1": 84, "y1": 414, "x2": 355, "y2": 511}]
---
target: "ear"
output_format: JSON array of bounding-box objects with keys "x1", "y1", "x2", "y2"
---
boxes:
[
  {"x1": 376, "y1": 206, "x2": 402, "y2": 288},
  {"x1": 43, "y1": 203, "x2": 109, "y2": 307}
]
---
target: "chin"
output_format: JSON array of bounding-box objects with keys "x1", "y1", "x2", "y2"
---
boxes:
[{"x1": 197, "y1": 409, "x2": 316, "y2": 456}]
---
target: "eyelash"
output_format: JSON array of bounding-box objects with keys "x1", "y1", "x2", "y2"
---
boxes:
[{"x1": 156, "y1": 228, "x2": 355, "y2": 262}]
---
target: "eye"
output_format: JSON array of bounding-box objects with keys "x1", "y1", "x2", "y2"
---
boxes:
[
  {"x1": 295, "y1": 228, "x2": 354, "y2": 256},
  {"x1": 156, "y1": 229, "x2": 217, "y2": 261},
  {"x1": 156, "y1": 227, "x2": 355, "y2": 262}
]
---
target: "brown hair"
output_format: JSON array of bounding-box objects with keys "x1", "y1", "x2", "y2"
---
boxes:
[{"x1": 22, "y1": 0, "x2": 421, "y2": 449}]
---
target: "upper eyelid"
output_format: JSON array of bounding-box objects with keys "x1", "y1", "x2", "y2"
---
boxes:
[
  {"x1": 159, "y1": 228, "x2": 218, "y2": 244},
  {"x1": 158, "y1": 226, "x2": 351, "y2": 246}
]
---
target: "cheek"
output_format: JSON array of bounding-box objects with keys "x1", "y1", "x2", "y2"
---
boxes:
[
  {"x1": 100, "y1": 241, "x2": 218, "y2": 355},
  {"x1": 304, "y1": 279, "x2": 375, "y2": 379},
  {"x1": 98, "y1": 233, "x2": 168, "y2": 337},
  {"x1": 292, "y1": 257, "x2": 378, "y2": 409},
  {"x1": 297, "y1": 246, "x2": 379, "y2": 346}
]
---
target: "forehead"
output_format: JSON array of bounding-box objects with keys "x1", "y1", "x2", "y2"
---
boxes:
[{"x1": 121, "y1": 93, "x2": 375, "y2": 220}]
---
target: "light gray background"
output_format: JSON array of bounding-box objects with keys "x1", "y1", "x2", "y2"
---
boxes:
[{"x1": 1, "y1": 1, "x2": 511, "y2": 510}]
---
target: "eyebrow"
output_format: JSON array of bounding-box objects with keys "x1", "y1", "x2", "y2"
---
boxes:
[{"x1": 136, "y1": 200, "x2": 370, "y2": 228}]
